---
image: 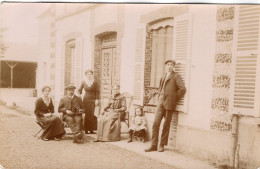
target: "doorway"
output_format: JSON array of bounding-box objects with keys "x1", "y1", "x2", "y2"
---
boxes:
[
  {"x1": 95, "y1": 32, "x2": 119, "y2": 109},
  {"x1": 101, "y1": 47, "x2": 117, "y2": 107}
]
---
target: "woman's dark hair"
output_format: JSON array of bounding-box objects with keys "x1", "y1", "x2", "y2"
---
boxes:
[
  {"x1": 85, "y1": 69, "x2": 94, "y2": 75},
  {"x1": 41, "y1": 85, "x2": 51, "y2": 93},
  {"x1": 135, "y1": 106, "x2": 144, "y2": 116}
]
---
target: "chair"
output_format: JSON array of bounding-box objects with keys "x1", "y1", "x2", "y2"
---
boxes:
[
  {"x1": 34, "y1": 121, "x2": 46, "y2": 139},
  {"x1": 120, "y1": 92, "x2": 133, "y2": 128}
]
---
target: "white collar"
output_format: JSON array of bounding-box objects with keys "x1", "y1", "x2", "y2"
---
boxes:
[
  {"x1": 84, "y1": 78, "x2": 94, "y2": 87},
  {"x1": 68, "y1": 95, "x2": 74, "y2": 99}
]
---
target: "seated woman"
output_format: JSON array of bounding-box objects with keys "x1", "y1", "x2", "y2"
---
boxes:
[
  {"x1": 34, "y1": 85, "x2": 66, "y2": 141},
  {"x1": 94, "y1": 84, "x2": 126, "y2": 142}
]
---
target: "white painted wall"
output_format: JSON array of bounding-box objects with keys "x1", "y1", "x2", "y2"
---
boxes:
[
  {"x1": 55, "y1": 11, "x2": 92, "y2": 102},
  {"x1": 94, "y1": 4, "x2": 118, "y2": 27},
  {"x1": 178, "y1": 5, "x2": 216, "y2": 130},
  {"x1": 37, "y1": 13, "x2": 51, "y2": 90}
]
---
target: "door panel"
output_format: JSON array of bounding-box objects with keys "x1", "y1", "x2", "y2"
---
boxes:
[{"x1": 101, "y1": 48, "x2": 114, "y2": 109}]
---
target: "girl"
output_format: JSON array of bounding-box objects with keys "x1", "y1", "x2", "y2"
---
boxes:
[{"x1": 128, "y1": 106, "x2": 147, "y2": 143}]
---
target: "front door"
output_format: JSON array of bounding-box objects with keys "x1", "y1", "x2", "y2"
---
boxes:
[{"x1": 101, "y1": 47, "x2": 116, "y2": 109}]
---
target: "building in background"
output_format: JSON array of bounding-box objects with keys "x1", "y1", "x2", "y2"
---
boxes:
[
  {"x1": 38, "y1": 4, "x2": 260, "y2": 168},
  {"x1": 0, "y1": 43, "x2": 39, "y2": 110}
]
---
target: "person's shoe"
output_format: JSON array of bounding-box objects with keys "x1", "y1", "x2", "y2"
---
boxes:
[
  {"x1": 73, "y1": 136, "x2": 78, "y2": 143},
  {"x1": 42, "y1": 138, "x2": 49, "y2": 141},
  {"x1": 158, "y1": 145, "x2": 164, "y2": 152},
  {"x1": 89, "y1": 131, "x2": 95, "y2": 134},
  {"x1": 73, "y1": 132, "x2": 82, "y2": 143},
  {"x1": 85, "y1": 131, "x2": 89, "y2": 134},
  {"x1": 93, "y1": 139, "x2": 101, "y2": 142},
  {"x1": 77, "y1": 132, "x2": 84, "y2": 139},
  {"x1": 77, "y1": 138, "x2": 84, "y2": 143},
  {"x1": 144, "y1": 146, "x2": 157, "y2": 152},
  {"x1": 53, "y1": 137, "x2": 60, "y2": 141},
  {"x1": 127, "y1": 139, "x2": 132, "y2": 143}
]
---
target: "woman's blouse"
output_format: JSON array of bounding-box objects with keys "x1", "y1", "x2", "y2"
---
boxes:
[
  {"x1": 78, "y1": 80, "x2": 99, "y2": 100},
  {"x1": 34, "y1": 97, "x2": 54, "y2": 117},
  {"x1": 104, "y1": 93, "x2": 126, "y2": 113}
]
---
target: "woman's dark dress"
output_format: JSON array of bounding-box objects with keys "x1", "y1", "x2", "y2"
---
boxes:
[
  {"x1": 96, "y1": 93, "x2": 126, "y2": 141},
  {"x1": 78, "y1": 80, "x2": 99, "y2": 132},
  {"x1": 34, "y1": 98, "x2": 65, "y2": 139}
]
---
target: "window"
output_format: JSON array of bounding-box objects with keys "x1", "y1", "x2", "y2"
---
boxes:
[
  {"x1": 150, "y1": 20, "x2": 173, "y2": 87},
  {"x1": 64, "y1": 38, "x2": 82, "y2": 89}
]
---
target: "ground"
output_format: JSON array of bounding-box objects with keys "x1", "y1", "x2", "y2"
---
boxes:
[{"x1": 0, "y1": 105, "x2": 174, "y2": 169}]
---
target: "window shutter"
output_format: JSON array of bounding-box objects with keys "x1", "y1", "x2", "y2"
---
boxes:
[
  {"x1": 172, "y1": 13, "x2": 192, "y2": 112},
  {"x1": 74, "y1": 38, "x2": 83, "y2": 88},
  {"x1": 231, "y1": 6, "x2": 260, "y2": 117},
  {"x1": 133, "y1": 27, "x2": 146, "y2": 105}
]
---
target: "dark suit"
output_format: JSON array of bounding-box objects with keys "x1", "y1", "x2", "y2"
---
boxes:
[
  {"x1": 151, "y1": 71, "x2": 186, "y2": 147},
  {"x1": 58, "y1": 95, "x2": 84, "y2": 134}
]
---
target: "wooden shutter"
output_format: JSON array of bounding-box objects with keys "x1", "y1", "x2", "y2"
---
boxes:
[
  {"x1": 231, "y1": 6, "x2": 260, "y2": 117},
  {"x1": 172, "y1": 13, "x2": 192, "y2": 112},
  {"x1": 74, "y1": 38, "x2": 83, "y2": 88},
  {"x1": 133, "y1": 27, "x2": 146, "y2": 105}
]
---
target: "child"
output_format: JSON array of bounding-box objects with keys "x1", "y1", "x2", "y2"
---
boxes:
[{"x1": 128, "y1": 106, "x2": 147, "y2": 143}]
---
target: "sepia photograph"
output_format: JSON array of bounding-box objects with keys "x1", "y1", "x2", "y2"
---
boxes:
[{"x1": 0, "y1": 2, "x2": 260, "y2": 169}]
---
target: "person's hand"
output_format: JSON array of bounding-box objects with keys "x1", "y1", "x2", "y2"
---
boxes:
[
  {"x1": 45, "y1": 113, "x2": 52, "y2": 117},
  {"x1": 95, "y1": 100, "x2": 98, "y2": 106},
  {"x1": 66, "y1": 110, "x2": 73, "y2": 115},
  {"x1": 78, "y1": 109, "x2": 84, "y2": 114}
]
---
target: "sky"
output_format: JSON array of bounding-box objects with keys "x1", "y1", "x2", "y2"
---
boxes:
[{"x1": 1, "y1": 3, "x2": 50, "y2": 44}]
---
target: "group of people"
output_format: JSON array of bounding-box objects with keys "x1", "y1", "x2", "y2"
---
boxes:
[
  {"x1": 35, "y1": 69, "x2": 99, "y2": 143},
  {"x1": 34, "y1": 59, "x2": 186, "y2": 153}
]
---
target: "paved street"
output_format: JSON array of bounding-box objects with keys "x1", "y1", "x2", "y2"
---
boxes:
[{"x1": 0, "y1": 105, "x2": 174, "y2": 169}]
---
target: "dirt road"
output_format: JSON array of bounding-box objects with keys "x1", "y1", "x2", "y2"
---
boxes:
[{"x1": 0, "y1": 105, "x2": 174, "y2": 169}]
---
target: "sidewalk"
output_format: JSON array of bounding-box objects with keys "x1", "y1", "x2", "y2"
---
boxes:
[
  {"x1": 1, "y1": 102, "x2": 219, "y2": 169},
  {"x1": 89, "y1": 131, "x2": 219, "y2": 169}
]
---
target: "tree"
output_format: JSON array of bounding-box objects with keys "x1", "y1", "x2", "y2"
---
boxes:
[{"x1": 1, "y1": 28, "x2": 8, "y2": 58}]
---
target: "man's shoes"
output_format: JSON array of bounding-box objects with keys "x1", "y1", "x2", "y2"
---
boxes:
[
  {"x1": 158, "y1": 145, "x2": 164, "y2": 152},
  {"x1": 93, "y1": 139, "x2": 101, "y2": 142},
  {"x1": 144, "y1": 146, "x2": 157, "y2": 152},
  {"x1": 73, "y1": 132, "x2": 83, "y2": 143},
  {"x1": 76, "y1": 132, "x2": 83, "y2": 139},
  {"x1": 127, "y1": 139, "x2": 132, "y2": 143}
]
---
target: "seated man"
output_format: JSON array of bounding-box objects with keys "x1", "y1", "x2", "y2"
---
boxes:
[{"x1": 58, "y1": 83, "x2": 84, "y2": 143}]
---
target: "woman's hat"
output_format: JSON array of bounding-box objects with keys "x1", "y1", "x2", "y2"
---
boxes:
[{"x1": 65, "y1": 83, "x2": 76, "y2": 90}]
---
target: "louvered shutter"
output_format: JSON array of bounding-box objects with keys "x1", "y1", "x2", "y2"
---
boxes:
[
  {"x1": 231, "y1": 6, "x2": 260, "y2": 117},
  {"x1": 74, "y1": 38, "x2": 83, "y2": 88},
  {"x1": 133, "y1": 27, "x2": 146, "y2": 105},
  {"x1": 172, "y1": 13, "x2": 192, "y2": 113}
]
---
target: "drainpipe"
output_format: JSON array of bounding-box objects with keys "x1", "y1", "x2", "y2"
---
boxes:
[{"x1": 231, "y1": 114, "x2": 239, "y2": 169}]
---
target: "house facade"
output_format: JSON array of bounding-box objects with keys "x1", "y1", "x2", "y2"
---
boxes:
[{"x1": 38, "y1": 4, "x2": 260, "y2": 168}]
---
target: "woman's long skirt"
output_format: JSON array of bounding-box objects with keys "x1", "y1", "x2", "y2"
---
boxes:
[
  {"x1": 36, "y1": 115, "x2": 66, "y2": 139},
  {"x1": 83, "y1": 100, "x2": 97, "y2": 132},
  {"x1": 96, "y1": 111, "x2": 121, "y2": 141}
]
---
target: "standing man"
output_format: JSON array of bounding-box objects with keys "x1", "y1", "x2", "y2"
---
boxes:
[
  {"x1": 145, "y1": 59, "x2": 186, "y2": 152},
  {"x1": 58, "y1": 84, "x2": 84, "y2": 143}
]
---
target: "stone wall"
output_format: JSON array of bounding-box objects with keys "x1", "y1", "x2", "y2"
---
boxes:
[{"x1": 210, "y1": 5, "x2": 235, "y2": 131}]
